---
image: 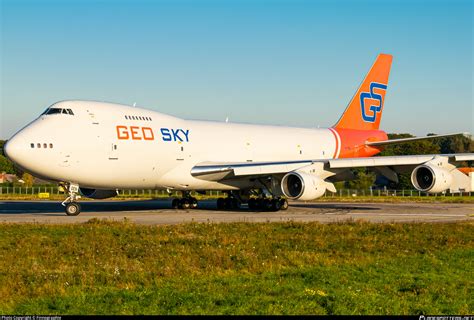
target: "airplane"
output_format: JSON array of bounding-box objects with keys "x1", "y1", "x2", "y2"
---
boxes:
[{"x1": 3, "y1": 53, "x2": 473, "y2": 216}]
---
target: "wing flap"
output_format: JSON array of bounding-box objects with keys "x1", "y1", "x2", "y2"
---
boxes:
[
  {"x1": 328, "y1": 155, "x2": 437, "y2": 168},
  {"x1": 455, "y1": 154, "x2": 474, "y2": 161}
]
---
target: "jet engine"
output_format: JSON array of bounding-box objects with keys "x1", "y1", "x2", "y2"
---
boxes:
[
  {"x1": 281, "y1": 171, "x2": 327, "y2": 201},
  {"x1": 411, "y1": 164, "x2": 453, "y2": 193},
  {"x1": 79, "y1": 188, "x2": 118, "y2": 199}
]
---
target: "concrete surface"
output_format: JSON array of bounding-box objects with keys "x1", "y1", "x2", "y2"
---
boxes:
[{"x1": 0, "y1": 199, "x2": 473, "y2": 224}]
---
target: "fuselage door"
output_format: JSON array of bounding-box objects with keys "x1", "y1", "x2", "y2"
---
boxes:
[
  {"x1": 108, "y1": 142, "x2": 119, "y2": 160},
  {"x1": 176, "y1": 142, "x2": 189, "y2": 161}
]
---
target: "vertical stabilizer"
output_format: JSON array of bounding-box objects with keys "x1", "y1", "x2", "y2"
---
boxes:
[{"x1": 333, "y1": 54, "x2": 393, "y2": 130}]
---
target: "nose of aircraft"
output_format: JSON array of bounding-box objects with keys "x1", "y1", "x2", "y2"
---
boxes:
[
  {"x1": 3, "y1": 136, "x2": 20, "y2": 162},
  {"x1": 1, "y1": 141, "x2": 8, "y2": 158},
  {"x1": 3, "y1": 129, "x2": 32, "y2": 166}
]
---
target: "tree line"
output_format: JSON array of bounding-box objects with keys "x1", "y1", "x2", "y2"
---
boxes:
[
  {"x1": 1, "y1": 134, "x2": 473, "y2": 189},
  {"x1": 342, "y1": 133, "x2": 473, "y2": 190}
]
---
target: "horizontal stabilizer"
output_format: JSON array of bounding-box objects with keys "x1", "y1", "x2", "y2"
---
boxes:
[{"x1": 366, "y1": 132, "x2": 471, "y2": 147}]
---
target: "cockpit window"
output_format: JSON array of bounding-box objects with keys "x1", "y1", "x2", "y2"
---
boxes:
[
  {"x1": 42, "y1": 107, "x2": 74, "y2": 116},
  {"x1": 46, "y1": 108, "x2": 63, "y2": 114}
]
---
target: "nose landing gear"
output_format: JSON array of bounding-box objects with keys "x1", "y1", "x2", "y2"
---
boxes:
[{"x1": 61, "y1": 183, "x2": 82, "y2": 216}]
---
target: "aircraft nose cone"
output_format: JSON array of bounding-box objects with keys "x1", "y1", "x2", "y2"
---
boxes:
[
  {"x1": 1, "y1": 141, "x2": 8, "y2": 158},
  {"x1": 3, "y1": 132, "x2": 30, "y2": 166},
  {"x1": 3, "y1": 138, "x2": 19, "y2": 162}
]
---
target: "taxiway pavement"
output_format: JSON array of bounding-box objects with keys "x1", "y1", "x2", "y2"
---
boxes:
[{"x1": 0, "y1": 200, "x2": 472, "y2": 224}]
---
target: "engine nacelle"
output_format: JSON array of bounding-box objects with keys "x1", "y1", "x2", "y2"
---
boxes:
[
  {"x1": 411, "y1": 164, "x2": 453, "y2": 193},
  {"x1": 79, "y1": 188, "x2": 118, "y2": 199},
  {"x1": 281, "y1": 171, "x2": 327, "y2": 201}
]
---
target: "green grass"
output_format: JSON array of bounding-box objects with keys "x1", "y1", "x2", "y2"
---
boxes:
[{"x1": 0, "y1": 221, "x2": 472, "y2": 315}]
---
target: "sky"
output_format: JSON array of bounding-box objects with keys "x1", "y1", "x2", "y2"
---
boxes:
[{"x1": 0, "y1": 0, "x2": 472, "y2": 139}]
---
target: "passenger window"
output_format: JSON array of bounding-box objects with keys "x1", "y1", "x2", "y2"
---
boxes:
[
  {"x1": 43, "y1": 143, "x2": 47, "y2": 148},
  {"x1": 30, "y1": 143, "x2": 34, "y2": 148},
  {"x1": 37, "y1": 143, "x2": 41, "y2": 148},
  {"x1": 49, "y1": 143, "x2": 53, "y2": 148}
]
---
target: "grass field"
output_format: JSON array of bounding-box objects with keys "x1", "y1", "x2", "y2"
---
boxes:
[{"x1": 0, "y1": 220, "x2": 472, "y2": 315}]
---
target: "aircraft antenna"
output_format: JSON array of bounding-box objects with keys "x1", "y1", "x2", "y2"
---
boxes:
[{"x1": 225, "y1": 116, "x2": 229, "y2": 123}]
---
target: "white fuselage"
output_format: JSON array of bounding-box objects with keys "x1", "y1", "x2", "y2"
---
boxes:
[{"x1": 6, "y1": 101, "x2": 338, "y2": 190}]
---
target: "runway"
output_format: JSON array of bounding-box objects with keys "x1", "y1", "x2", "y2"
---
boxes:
[{"x1": 0, "y1": 199, "x2": 473, "y2": 224}]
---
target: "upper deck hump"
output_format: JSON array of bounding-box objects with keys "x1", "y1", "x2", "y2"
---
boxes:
[{"x1": 49, "y1": 100, "x2": 182, "y2": 122}]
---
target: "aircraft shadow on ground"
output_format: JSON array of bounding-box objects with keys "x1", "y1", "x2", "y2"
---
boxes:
[
  {"x1": 0, "y1": 199, "x2": 379, "y2": 215},
  {"x1": 0, "y1": 200, "x2": 172, "y2": 214},
  {"x1": 290, "y1": 203, "x2": 380, "y2": 211}
]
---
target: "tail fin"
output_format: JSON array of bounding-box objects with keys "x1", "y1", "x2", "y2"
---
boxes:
[{"x1": 333, "y1": 53, "x2": 393, "y2": 130}]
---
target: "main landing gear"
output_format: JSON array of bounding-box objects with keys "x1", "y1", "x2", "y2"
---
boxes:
[
  {"x1": 61, "y1": 183, "x2": 82, "y2": 216},
  {"x1": 247, "y1": 197, "x2": 288, "y2": 211},
  {"x1": 215, "y1": 191, "x2": 289, "y2": 211},
  {"x1": 171, "y1": 191, "x2": 198, "y2": 210},
  {"x1": 168, "y1": 188, "x2": 289, "y2": 212},
  {"x1": 216, "y1": 192, "x2": 241, "y2": 210}
]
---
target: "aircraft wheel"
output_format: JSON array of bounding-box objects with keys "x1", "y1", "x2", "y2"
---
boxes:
[
  {"x1": 180, "y1": 198, "x2": 191, "y2": 209},
  {"x1": 271, "y1": 198, "x2": 282, "y2": 211},
  {"x1": 171, "y1": 198, "x2": 180, "y2": 209},
  {"x1": 224, "y1": 198, "x2": 232, "y2": 209},
  {"x1": 279, "y1": 198, "x2": 288, "y2": 210},
  {"x1": 191, "y1": 197, "x2": 198, "y2": 209},
  {"x1": 217, "y1": 198, "x2": 225, "y2": 210},
  {"x1": 261, "y1": 198, "x2": 272, "y2": 211},
  {"x1": 248, "y1": 198, "x2": 256, "y2": 210},
  {"x1": 65, "y1": 202, "x2": 81, "y2": 216},
  {"x1": 229, "y1": 198, "x2": 238, "y2": 209}
]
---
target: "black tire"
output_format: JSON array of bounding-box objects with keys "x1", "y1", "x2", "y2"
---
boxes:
[
  {"x1": 65, "y1": 202, "x2": 81, "y2": 216},
  {"x1": 231, "y1": 198, "x2": 239, "y2": 209},
  {"x1": 248, "y1": 198, "x2": 256, "y2": 210},
  {"x1": 224, "y1": 198, "x2": 233, "y2": 209},
  {"x1": 279, "y1": 198, "x2": 289, "y2": 210},
  {"x1": 261, "y1": 198, "x2": 271, "y2": 211},
  {"x1": 171, "y1": 198, "x2": 180, "y2": 209},
  {"x1": 180, "y1": 198, "x2": 191, "y2": 209},
  {"x1": 271, "y1": 199, "x2": 282, "y2": 211},
  {"x1": 191, "y1": 197, "x2": 198, "y2": 209},
  {"x1": 216, "y1": 198, "x2": 225, "y2": 210}
]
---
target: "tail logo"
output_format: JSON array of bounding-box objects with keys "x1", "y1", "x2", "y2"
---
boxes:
[{"x1": 360, "y1": 82, "x2": 387, "y2": 123}]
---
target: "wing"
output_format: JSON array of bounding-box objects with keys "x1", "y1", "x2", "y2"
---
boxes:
[
  {"x1": 365, "y1": 132, "x2": 470, "y2": 147},
  {"x1": 191, "y1": 153, "x2": 474, "y2": 182}
]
